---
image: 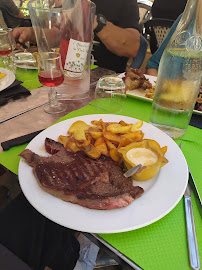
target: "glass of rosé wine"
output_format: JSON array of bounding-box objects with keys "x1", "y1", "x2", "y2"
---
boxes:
[
  {"x1": 38, "y1": 52, "x2": 67, "y2": 114},
  {"x1": 0, "y1": 30, "x2": 13, "y2": 68}
]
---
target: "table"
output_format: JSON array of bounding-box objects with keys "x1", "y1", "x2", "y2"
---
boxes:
[{"x1": 0, "y1": 67, "x2": 201, "y2": 270}]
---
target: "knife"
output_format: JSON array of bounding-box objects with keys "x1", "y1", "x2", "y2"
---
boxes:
[
  {"x1": 1, "y1": 129, "x2": 44, "y2": 151},
  {"x1": 184, "y1": 184, "x2": 200, "y2": 270},
  {"x1": 188, "y1": 168, "x2": 202, "y2": 218},
  {"x1": 123, "y1": 164, "x2": 142, "y2": 178},
  {"x1": 0, "y1": 102, "x2": 48, "y2": 124},
  {"x1": 179, "y1": 143, "x2": 200, "y2": 270}
]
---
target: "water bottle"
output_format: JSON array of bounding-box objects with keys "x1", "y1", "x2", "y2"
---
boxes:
[{"x1": 149, "y1": 0, "x2": 202, "y2": 139}]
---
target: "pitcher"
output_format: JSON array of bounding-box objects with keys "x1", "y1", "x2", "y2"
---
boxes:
[{"x1": 28, "y1": 0, "x2": 96, "y2": 100}]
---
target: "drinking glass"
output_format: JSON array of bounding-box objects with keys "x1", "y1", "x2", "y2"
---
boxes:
[
  {"x1": 0, "y1": 30, "x2": 13, "y2": 67},
  {"x1": 38, "y1": 52, "x2": 67, "y2": 114},
  {"x1": 6, "y1": 28, "x2": 16, "y2": 51},
  {"x1": 95, "y1": 76, "x2": 126, "y2": 114}
]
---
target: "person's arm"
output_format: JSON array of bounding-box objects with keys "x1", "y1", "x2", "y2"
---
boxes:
[
  {"x1": 94, "y1": 17, "x2": 140, "y2": 58},
  {"x1": 146, "y1": 14, "x2": 182, "y2": 75},
  {"x1": 146, "y1": 68, "x2": 158, "y2": 76},
  {"x1": 18, "y1": 10, "x2": 24, "y2": 18},
  {"x1": 4, "y1": 0, "x2": 24, "y2": 18}
]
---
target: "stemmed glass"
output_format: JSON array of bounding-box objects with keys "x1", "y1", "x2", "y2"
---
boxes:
[
  {"x1": 6, "y1": 28, "x2": 16, "y2": 51},
  {"x1": 0, "y1": 30, "x2": 13, "y2": 67},
  {"x1": 38, "y1": 52, "x2": 67, "y2": 114},
  {"x1": 95, "y1": 76, "x2": 126, "y2": 114}
]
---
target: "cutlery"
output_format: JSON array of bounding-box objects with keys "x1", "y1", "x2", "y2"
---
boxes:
[
  {"x1": 123, "y1": 164, "x2": 142, "y2": 178},
  {"x1": 1, "y1": 129, "x2": 44, "y2": 151},
  {"x1": 179, "y1": 143, "x2": 200, "y2": 270},
  {"x1": 188, "y1": 168, "x2": 202, "y2": 218},
  {"x1": 0, "y1": 102, "x2": 48, "y2": 124}
]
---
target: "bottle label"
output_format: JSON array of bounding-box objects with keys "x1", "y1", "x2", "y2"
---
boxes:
[{"x1": 64, "y1": 38, "x2": 90, "y2": 77}]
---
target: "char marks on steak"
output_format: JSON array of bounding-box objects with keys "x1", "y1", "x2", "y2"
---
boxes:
[{"x1": 19, "y1": 138, "x2": 144, "y2": 210}]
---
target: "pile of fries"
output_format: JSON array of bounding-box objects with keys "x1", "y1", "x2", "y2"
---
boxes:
[
  {"x1": 58, "y1": 119, "x2": 144, "y2": 163},
  {"x1": 144, "y1": 85, "x2": 155, "y2": 99}
]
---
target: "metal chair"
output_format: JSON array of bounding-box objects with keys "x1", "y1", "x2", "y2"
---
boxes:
[
  {"x1": 144, "y1": 18, "x2": 175, "y2": 54},
  {"x1": 0, "y1": 6, "x2": 32, "y2": 28},
  {"x1": 137, "y1": 0, "x2": 153, "y2": 33},
  {"x1": 129, "y1": 34, "x2": 148, "y2": 69}
]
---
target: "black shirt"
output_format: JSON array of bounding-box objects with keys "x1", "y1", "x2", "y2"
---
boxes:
[
  {"x1": 92, "y1": 0, "x2": 140, "y2": 73},
  {"x1": 151, "y1": 0, "x2": 188, "y2": 20}
]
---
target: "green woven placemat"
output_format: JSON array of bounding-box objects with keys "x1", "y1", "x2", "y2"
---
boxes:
[{"x1": 0, "y1": 96, "x2": 201, "y2": 270}]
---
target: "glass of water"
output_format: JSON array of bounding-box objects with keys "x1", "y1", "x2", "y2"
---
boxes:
[{"x1": 95, "y1": 76, "x2": 126, "y2": 114}]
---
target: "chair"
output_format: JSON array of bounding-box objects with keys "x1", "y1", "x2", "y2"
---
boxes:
[
  {"x1": 144, "y1": 18, "x2": 175, "y2": 54},
  {"x1": 138, "y1": 1, "x2": 152, "y2": 33},
  {"x1": 0, "y1": 6, "x2": 32, "y2": 29},
  {"x1": 129, "y1": 34, "x2": 148, "y2": 69}
]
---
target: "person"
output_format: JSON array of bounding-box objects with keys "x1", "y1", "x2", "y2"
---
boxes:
[
  {"x1": 13, "y1": 0, "x2": 141, "y2": 73},
  {"x1": 0, "y1": 0, "x2": 24, "y2": 28},
  {"x1": 151, "y1": 0, "x2": 187, "y2": 21},
  {"x1": 90, "y1": 0, "x2": 141, "y2": 72},
  {"x1": 145, "y1": 15, "x2": 182, "y2": 76},
  {"x1": 0, "y1": 192, "x2": 80, "y2": 270}
]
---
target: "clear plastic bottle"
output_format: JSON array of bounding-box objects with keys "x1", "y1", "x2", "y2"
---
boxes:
[{"x1": 149, "y1": 0, "x2": 202, "y2": 139}]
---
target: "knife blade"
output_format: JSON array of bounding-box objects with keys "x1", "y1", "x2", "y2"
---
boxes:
[
  {"x1": 188, "y1": 168, "x2": 202, "y2": 218},
  {"x1": 0, "y1": 102, "x2": 48, "y2": 124},
  {"x1": 123, "y1": 164, "x2": 142, "y2": 178}
]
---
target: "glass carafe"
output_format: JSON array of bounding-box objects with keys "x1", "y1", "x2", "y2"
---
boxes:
[
  {"x1": 149, "y1": 0, "x2": 202, "y2": 139},
  {"x1": 28, "y1": 0, "x2": 95, "y2": 100}
]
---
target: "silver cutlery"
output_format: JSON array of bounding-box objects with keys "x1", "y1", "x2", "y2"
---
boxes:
[
  {"x1": 179, "y1": 143, "x2": 200, "y2": 270},
  {"x1": 0, "y1": 102, "x2": 48, "y2": 124},
  {"x1": 123, "y1": 164, "x2": 142, "y2": 178},
  {"x1": 188, "y1": 168, "x2": 202, "y2": 218},
  {"x1": 184, "y1": 184, "x2": 200, "y2": 269}
]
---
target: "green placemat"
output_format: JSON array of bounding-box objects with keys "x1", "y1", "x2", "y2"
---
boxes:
[
  {"x1": 0, "y1": 60, "x2": 42, "y2": 90},
  {"x1": 0, "y1": 96, "x2": 201, "y2": 270},
  {"x1": 15, "y1": 67, "x2": 42, "y2": 90}
]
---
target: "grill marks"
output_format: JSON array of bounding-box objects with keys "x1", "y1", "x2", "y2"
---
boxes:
[{"x1": 19, "y1": 138, "x2": 144, "y2": 210}]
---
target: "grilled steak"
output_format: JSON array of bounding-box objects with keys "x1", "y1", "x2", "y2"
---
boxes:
[{"x1": 19, "y1": 138, "x2": 144, "y2": 210}]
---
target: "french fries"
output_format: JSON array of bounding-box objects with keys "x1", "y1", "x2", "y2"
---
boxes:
[{"x1": 58, "y1": 119, "x2": 146, "y2": 161}]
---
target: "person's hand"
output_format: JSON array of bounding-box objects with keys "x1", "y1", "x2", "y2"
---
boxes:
[{"x1": 13, "y1": 27, "x2": 36, "y2": 44}]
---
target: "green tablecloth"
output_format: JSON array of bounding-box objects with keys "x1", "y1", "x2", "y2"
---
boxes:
[{"x1": 0, "y1": 97, "x2": 201, "y2": 270}]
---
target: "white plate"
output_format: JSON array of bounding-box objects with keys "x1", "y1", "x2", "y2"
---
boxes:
[
  {"x1": 119, "y1": 73, "x2": 202, "y2": 115},
  {"x1": 0, "y1": 68, "x2": 15, "y2": 91},
  {"x1": 18, "y1": 114, "x2": 188, "y2": 233}
]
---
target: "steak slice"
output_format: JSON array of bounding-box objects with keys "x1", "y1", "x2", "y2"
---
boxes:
[{"x1": 19, "y1": 138, "x2": 144, "y2": 210}]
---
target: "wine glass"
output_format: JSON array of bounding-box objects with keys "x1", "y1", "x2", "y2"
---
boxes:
[
  {"x1": 0, "y1": 30, "x2": 13, "y2": 67},
  {"x1": 6, "y1": 28, "x2": 16, "y2": 51},
  {"x1": 3, "y1": 28, "x2": 17, "y2": 72},
  {"x1": 38, "y1": 52, "x2": 67, "y2": 114},
  {"x1": 95, "y1": 76, "x2": 126, "y2": 114}
]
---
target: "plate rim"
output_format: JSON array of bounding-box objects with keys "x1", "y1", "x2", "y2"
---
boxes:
[
  {"x1": 18, "y1": 114, "x2": 189, "y2": 233},
  {"x1": 0, "y1": 67, "x2": 15, "y2": 91}
]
